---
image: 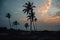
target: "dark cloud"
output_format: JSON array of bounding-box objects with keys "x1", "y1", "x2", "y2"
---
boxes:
[
  {"x1": 57, "y1": 0, "x2": 60, "y2": 2},
  {"x1": 55, "y1": 11, "x2": 60, "y2": 16},
  {"x1": 56, "y1": 0, "x2": 60, "y2": 9}
]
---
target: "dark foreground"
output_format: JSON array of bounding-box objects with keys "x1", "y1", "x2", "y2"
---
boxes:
[{"x1": 0, "y1": 27, "x2": 60, "y2": 40}]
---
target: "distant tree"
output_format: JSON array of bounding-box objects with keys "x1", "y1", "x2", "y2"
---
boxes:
[
  {"x1": 6, "y1": 13, "x2": 11, "y2": 28},
  {"x1": 13, "y1": 21, "x2": 19, "y2": 30},
  {"x1": 23, "y1": 1, "x2": 37, "y2": 31},
  {"x1": 24, "y1": 23, "x2": 29, "y2": 30},
  {"x1": 34, "y1": 18, "x2": 37, "y2": 31}
]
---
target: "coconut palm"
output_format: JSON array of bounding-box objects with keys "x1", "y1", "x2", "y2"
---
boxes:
[
  {"x1": 23, "y1": 1, "x2": 35, "y2": 14},
  {"x1": 13, "y1": 21, "x2": 19, "y2": 30},
  {"x1": 24, "y1": 23, "x2": 29, "y2": 30},
  {"x1": 23, "y1": 1, "x2": 36, "y2": 31},
  {"x1": 6, "y1": 13, "x2": 11, "y2": 28}
]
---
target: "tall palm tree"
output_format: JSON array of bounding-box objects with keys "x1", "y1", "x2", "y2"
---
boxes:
[
  {"x1": 6, "y1": 13, "x2": 11, "y2": 28},
  {"x1": 23, "y1": 1, "x2": 36, "y2": 31},
  {"x1": 24, "y1": 23, "x2": 29, "y2": 31},
  {"x1": 13, "y1": 21, "x2": 19, "y2": 30}
]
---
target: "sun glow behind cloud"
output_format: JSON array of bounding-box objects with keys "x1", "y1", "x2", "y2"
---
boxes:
[
  {"x1": 43, "y1": 16, "x2": 60, "y2": 25},
  {"x1": 20, "y1": 18, "x2": 27, "y2": 21},
  {"x1": 38, "y1": 0, "x2": 52, "y2": 16},
  {"x1": 20, "y1": 0, "x2": 60, "y2": 25}
]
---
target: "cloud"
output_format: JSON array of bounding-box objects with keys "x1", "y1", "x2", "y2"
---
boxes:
[
  {"x1": 38, "y1": 0, "x2": 51, "y2": 16},
  {"x1": 19, "y1": 18, "x2": 27, "y2": 21},
  {"x1": 53, "y1": 0, "x2": 60, "y2": 9},
  {"x1": 43, "y1": 11, "x2": 60, "y2": 25},
  {"x1": 55, "y1": 11, "x2": 60, "y2": 16},
  {"x1": 43, "y1": 16, "x2": 60, "y2": 25}
]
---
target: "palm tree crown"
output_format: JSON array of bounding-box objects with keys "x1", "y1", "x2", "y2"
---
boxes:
[
  {"x1": 24, "y1": 23, "x2": 29, "y2": 30},
  {"x1": 6, "y1": 13, "x2": 11, "y2": 19},
  {"x1": 13, "y1": 21, "x2": 19, "y2": 30},
  {"x1": 13, "y1": 21, "x2": 19, "y2": 25},
  {"x1": 23, "y1": 1, "x2": 35, "y2": 14}
]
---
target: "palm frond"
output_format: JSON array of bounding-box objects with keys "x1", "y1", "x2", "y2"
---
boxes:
[
  {"x1": 25, "y1": 3, "x2": 28, "y2": 5},
  {"x1": 6, "y1": 13, "x2": 11, "y2": 18},
  {"x1": 32, "y1": 6, "x2": 36, "y2": 8}
]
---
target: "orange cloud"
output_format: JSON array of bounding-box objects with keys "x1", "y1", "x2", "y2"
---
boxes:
[
  {"x1": 38, "y1": 0, "x2": 51, "y2": 16},
  {"x1": 43, "y1": 16, "x2": 60, "y2": 24},
  {"x1": 19, "y1": 18, "x2": 27, "y2": 21}
]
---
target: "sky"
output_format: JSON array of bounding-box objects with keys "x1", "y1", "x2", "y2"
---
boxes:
[{"x1": 0, "y1": 0, "x2": 60, "y2": 31}]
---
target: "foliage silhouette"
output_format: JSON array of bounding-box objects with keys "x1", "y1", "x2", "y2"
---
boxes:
[
  {"x1": 23, "y1": 1, "x2": 35, "y2": 14},
  {"x1": 24, "y1": 23, "x2": 29, "y2": 30},
  {"x1": 0, "y1": 27, "x2": 60, "y2": 40},
  {"x1": 13, "y1": 21, "x2": 19, "y2": 30},
  {"x1": 23, "y1": 1, "x2": 37, "y2": 31}
]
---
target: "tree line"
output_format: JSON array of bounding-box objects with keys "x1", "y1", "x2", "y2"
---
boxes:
[{"x1": 6, "y1": 1, "x2": 37, "y2": 31}]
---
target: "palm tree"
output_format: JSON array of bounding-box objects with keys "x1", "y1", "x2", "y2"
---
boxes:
[
  {"x1": 23, "y1": 1, "x2": 36, "y2": 31},
  {"x1": 13, "y1": 21, "x2": 19, "y2": 30},
  {"x1": 34, "y1": 18, "x2": 37, "y2": 31},
  {"x1": 6, "y1": 13, "x2": 11, "y2": 28},
  {"x1": 24, "y1": 23, "x2": 29, "y2": 31}
]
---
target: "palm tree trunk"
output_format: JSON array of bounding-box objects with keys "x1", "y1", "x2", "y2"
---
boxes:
[
  {"x1": 16, "y1": 25, "x2": 17, "y2": 30},
  {"x1": 9, "y1": 19, "x2": 11, "y2": 28},
  {"x1": 35, "y1": 22, "x2": 37, "y2": 31},
  {"x1": 33, "y1": 22, "x2": 35, "y2": 31},
  {"x1": 30, "y1": 19, "x2": 32, "y2": 31},
  {"x1": 26, "y1": 28, "x2": 27, "y2": 31}
]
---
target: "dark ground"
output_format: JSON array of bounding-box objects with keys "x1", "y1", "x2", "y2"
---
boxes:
[{"x1": 0, "y1": 27, "x2": 60, "y2": 40}]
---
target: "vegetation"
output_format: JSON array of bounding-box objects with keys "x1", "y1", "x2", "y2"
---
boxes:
[
  {"x1": 6, "y1": 13, "x2": 11, "y2": 28},
  {"x1": 13, "y1": 21, "x2": 19, "y2": 30},
  {"x1": 0, "y1": 1, "x2": 60, "y2": 40},
  {"x1": 0, "y1": 27, "x2": 60, "y2": 40},
  {"x1": 24, "y1": 23, "x2": 29, "y2": 30},
  {"x1": 23, "y1": 1, "x2": 37, "y2": 31},
  {"x1": 5, "y1": 1, "x2": 37, "y2": 31}
]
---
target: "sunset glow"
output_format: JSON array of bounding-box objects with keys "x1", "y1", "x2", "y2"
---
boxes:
[
  {"x1": 39, "y1": 0, "x2": 51, "y2": 16},
  {"x1": 1, "y1": 0, "x2": 60, "y2": 31},
  {"x1": 44, "y1": 16, "x2": 60, "y2": 24}
]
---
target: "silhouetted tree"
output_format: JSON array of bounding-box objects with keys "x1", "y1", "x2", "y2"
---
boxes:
[
  {"x1": 6, "y1": 13, "x2": 11, "y2": 28},
  {"x1": 24, "y1": 23, "x2": 29, "y2": 30},
  {"x1": 34, "y1": 18, "x2": 37, "y2": 31},
  {"x1": 13, "y1": 21, "x2": 19, "y2": 30},
  {"x1": 23, "y1": 1, "x2": 36, "y2": 31}
]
